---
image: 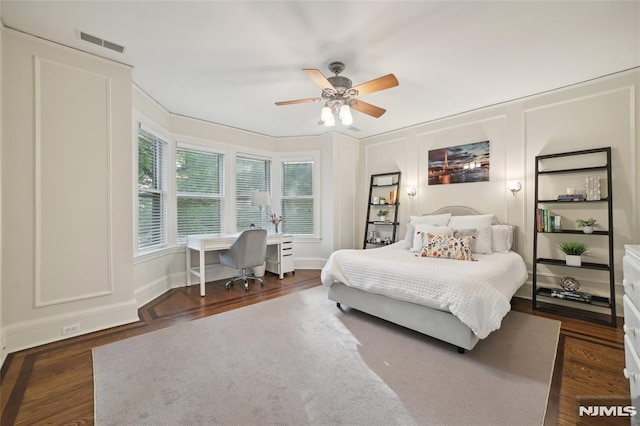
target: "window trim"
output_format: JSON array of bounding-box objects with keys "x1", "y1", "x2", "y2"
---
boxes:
[
  {"x1": 279, "y1": 152, "x2": 321, "y2": 238},
  {"x1": 234, "y1": 152, "x2": 273, "y2": 232},
  {"x1": 136, "y1": 123, "x2": 169, "y2": 254}
]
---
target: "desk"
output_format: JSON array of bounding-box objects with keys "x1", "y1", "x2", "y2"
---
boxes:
[{"x1": 186, "y1": 233, "x2": 294, "y2": 296}]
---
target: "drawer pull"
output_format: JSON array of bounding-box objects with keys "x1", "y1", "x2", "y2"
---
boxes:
[
  {"x1": 624, "y1": 324, "x2": 637, "y2": 335},
  {"x1": 624, "y1": 368, "x2": 636, "y2": 380},
  {"x1": 624, "y1": 279, "x2": 635, "y2": 290}
]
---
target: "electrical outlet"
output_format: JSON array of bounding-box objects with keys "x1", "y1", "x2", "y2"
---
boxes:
[{"x1": 62, "y1": 323, "x2": 81, "y2": 335}]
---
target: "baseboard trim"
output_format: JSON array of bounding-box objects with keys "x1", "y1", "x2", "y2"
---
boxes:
[
  {"x1": 135, "y1": 276, "x2": 172, "y2": 308},
  {"x1": 3, "y1": 299, "x2": 139, "y2": 355},
  {"x1": 0, "y1": 332, "x2": 7, "y2": 370}
]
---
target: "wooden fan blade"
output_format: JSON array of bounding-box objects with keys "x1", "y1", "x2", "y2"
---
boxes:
[
  {"x1": 303, "y1": 69, "x2": 335, "y2": 90},
  {"x1": 275, "y1": 97, "x2": 321, "y2": 106},
  {"x1": 352, "y1": 100, "x2": 386, "y2": 118},
  {"x1": 351, "y1": 74, "x2": 398, "y2": 96}
]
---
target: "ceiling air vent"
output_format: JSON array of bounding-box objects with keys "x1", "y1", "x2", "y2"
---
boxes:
[
  {"x1": 79, "y1": 31, "x2": 125, "y2": 54},
  {"x1": 347, "y1": 126, "x2": 362, "y2": 132}
]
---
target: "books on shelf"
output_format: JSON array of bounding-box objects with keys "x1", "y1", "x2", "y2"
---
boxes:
[
  {"x1": 536, "y1": 209, "x2": 562, "y2": 232},
  {"x1": 557, "y1": 194, "x2": 585, "y2": 201}
]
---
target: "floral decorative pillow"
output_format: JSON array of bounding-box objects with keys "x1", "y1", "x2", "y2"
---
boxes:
[
  {"x1": 419, "y1": 233, "x2": 477, "y2": 261},
  {"x1": 411, "y1": 225, "x2": 453, "y2": 252}
]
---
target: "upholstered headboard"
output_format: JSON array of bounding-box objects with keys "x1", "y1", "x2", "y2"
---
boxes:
[{"x1": 429, "y1": 205, "x2": 504, "y2": 225}]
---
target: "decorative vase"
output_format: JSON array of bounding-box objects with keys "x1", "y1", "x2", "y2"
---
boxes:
[
  {"x1": 274, "y1": 223, "x2": 279, "y2": 233},
  {"x1": 582, "y1": 226, "x2": 593, "y2": 234},
  {"x1": 565, "y1": 255, "x2": 582, "y2": 267}
]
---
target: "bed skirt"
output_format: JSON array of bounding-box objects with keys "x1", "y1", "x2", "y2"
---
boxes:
[{"x1": 328, "y1": 282, "x2": 480, "y2": 351}]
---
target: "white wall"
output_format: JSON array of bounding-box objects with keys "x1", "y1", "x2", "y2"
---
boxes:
[
  {"x1": 0, "y1": 10, "x2": 5, "y2": 366},
  {"x1": 359, "y1": 70, "x2": 640, "y2": 312},
  {"x1": 1, "y1": 29, "x2": 138, "y2": 354}
]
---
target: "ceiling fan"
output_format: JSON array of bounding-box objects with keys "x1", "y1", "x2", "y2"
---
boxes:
[{"x1": 275, "y1": 61, "x2": 398, "y2": 127}]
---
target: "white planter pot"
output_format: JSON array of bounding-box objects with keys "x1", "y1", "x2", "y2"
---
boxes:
[
  {"x1": 582, "y1": 226, "x2": 593, "y2": 234},
  {"x1": 565, "y1": 255, "x2": 582, "y2": 267},
  {"x1": 377, "y1": 216, "x2": 387, "y2": 222}
]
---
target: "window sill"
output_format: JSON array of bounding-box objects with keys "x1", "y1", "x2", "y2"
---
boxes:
[
  {"x1": 293, "y1": 236, "x2": 322, "y2": 243},
  {"x1": 134, "y1": 245, "x2": 184, "y2": 264}
]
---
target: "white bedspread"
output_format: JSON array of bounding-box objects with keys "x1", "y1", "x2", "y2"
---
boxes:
[{"x1": 321, "y1": 242, "x2": 528, "y2": 339}]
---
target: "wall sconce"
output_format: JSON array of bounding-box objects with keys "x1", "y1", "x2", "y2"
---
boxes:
[
  {"x1": 507, "y1": 181, "x2": 522, "y2": 196},
  {"x1": 406, "y1": 187, "x2": 417, "y2": 198}
]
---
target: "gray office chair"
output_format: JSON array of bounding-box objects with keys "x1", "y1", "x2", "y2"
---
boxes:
[{"x1": 219, "y1": 229, "x2": 267, "y2": 291}]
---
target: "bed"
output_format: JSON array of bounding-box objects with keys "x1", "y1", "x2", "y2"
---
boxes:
[{"x1": 321, "y1": 206, "x2": 528, "y2": 352}]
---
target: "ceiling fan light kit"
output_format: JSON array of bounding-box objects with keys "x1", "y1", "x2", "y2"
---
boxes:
[{"x1": 276, "y1": 61, "x2": 398, "y2": 128}]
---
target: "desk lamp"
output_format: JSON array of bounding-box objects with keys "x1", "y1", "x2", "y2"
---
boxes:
[{"x1": 250, "y1": 191, "x2": 270, "y2": 229}]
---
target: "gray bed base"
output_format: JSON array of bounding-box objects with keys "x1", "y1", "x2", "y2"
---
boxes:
[
  {"x1": 327, "y1": 206, "x2": 513, "y2": 353},
  {"x1": 328, "y1": 283, "x2": 479, "y2": 352}
]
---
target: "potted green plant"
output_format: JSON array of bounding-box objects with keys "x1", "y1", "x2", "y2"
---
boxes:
[
  {"x1": 558, "y1": 242, "x2": 589, "y2": 266},
  {"x1": 576, "y1": 218, "x2": 599, "y2": 234},
  {"x1": 377, "y1": 209, "x2": 389, "y2": 222}
]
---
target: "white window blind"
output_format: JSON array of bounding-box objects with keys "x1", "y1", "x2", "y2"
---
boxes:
[
  {"x1": 137, "y1": 128, "x2": 167, "y2": 251},
  {"x1": 281, "y1": 160, "x2": 314, "y2": 235},
  {"x1": 176, "y1": 147, "x2": 224, "y2": 243},
  {"x1": 236, "y1": 156, "x2": 271, "y2": 230}
]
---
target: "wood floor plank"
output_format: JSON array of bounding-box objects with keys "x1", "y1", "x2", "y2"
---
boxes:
[{"x1": 0, "y1": 271, "x2": 629, "y2": 425}]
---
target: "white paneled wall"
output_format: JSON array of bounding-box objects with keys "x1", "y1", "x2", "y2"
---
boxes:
[
  {"x1": 35, "y1": 58, "x2": 112, "y2": 306},
  {"x1": 359, "y1": 71, "x2": 639, "y2": 313},
  {"x1": 2, "y1": 29, "x2": 138, "y2": 354},
  {"x1": 0, "y1": 18, "x2": 5, "y2": 365}
]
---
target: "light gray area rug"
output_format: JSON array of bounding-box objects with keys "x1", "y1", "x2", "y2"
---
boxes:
[{"x1": 93, "y1": 286, "x2": 560, "y2": 425}]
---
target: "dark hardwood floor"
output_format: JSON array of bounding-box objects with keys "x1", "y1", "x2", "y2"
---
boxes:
[{"x1": 1, "y1": 270, "x2": 628, "y2": 425}]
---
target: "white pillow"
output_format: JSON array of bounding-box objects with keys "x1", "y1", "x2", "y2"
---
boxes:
[
  {"x1": 453, "y1": 226, "x2": 492, "y2": 254},
  {"x1": 491, "y1": 225, "x2": 514, "y2": 252},
  {"x1": 447, "y1": 214, "x2": 494, "y2": 228},
  {"x1": 404, "y1": 223, "x2": 416, "y2": 249},
  {"x1": 404, "y1": 213, "x2": 452, "y2": 249},
  {"x1": 409, "y1": 213, "x2": 451, "y2": 226},
  {"x1": 411, "y1": 224, "x2": 453, "y2": 252}
]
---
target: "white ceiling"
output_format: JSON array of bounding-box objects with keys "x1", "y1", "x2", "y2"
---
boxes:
[{"x1": 2, "y1": 1, "x2": 639, "y2": 139}]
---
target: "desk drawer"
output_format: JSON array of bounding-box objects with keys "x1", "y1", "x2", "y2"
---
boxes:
[
  {"x1": 282, "y1": 255, "x2": 294, "y2": 274},
  {"x1": 281, "y1": 240, "x2": 293, "y2": 249}
]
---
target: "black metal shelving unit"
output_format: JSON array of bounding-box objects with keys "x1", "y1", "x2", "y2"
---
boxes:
[
  {"x1": 532, "y1": 147, "x2": 616, "y2": 326},
  {"x1": 363, "y1": 172, "x2": 401, "y2": 249}
]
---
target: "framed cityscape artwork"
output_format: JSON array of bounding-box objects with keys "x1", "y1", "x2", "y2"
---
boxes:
[{"x1": 428, "y1": 140, "x2": 490, "y2": 185}]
